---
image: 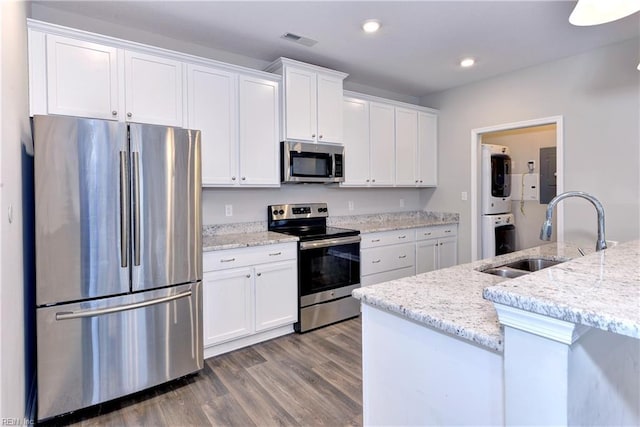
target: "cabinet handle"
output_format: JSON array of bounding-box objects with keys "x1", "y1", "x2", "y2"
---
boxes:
[
  {"x1": 220, "y1": 257, "x2": 236, "y2": 263},
  {"x1": 372, "y1": 259, "x2": 381, "y2": 264},
  {"x1": 424, "y1": 232, "x2": 432, "y2": 236},
  {"x1": 444, "y1": 230, "x2": 452, "y2": 233},
  {"x1": 398, "y1": 235, "x2": 406, "y2": 239},
  {"x1": 232, "y1": 176, "x2": 236, "y2": 181},
  {"x1": 371, "y1": 239, "x2": 380, "y2": 243},
  {"x1": 269, "y1": 252, "x2": 282, "y2": 256},
  {"x1": 112, "y1": 110, "x2": 118, "y2": 116},
  {"x1": 399, "y1": 255, "x2": 407, "y2": 259},
  {"x1": 241, "y1": 177, "x2": 246, "y2": 181},
  {"x1": 257, "y1": 272, "x2": 262, "y2": 277},
  {"x1": 127, "y1": 112, "x2": 132, "y2": 118}
]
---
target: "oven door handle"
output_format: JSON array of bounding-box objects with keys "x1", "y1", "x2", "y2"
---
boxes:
[{"x1": 299, "y1": 235, "x2": 361, "y2": 250}]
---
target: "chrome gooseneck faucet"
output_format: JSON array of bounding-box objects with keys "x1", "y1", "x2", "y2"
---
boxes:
[{"x1": 540, "y1": 191, "x2": 607, "y2": 252}]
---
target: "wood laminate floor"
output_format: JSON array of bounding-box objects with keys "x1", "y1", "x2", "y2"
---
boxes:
[{"x1": 41, "y1": 317, "x2": 363, "y2": 426}]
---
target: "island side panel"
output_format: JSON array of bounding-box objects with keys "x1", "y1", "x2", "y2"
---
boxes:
[{"x1": 361, "y1": 304, "x2": 504, "y2": 426}]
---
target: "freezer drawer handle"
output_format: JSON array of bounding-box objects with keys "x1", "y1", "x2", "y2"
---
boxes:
[
  {"x1": 119, "y1": 152, "x2": 128, "y2": 268},
  {"x1": 132, "y1": 152, "x2": 141, "y2": 266},
  {"x1": 55, "y1": 291, "x2": 193, "y2": 321}
]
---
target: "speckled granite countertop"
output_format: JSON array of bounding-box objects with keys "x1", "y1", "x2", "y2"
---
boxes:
[
  {"x1": 202, "y1": 231, "x2": 298, "y2": 252},
  {"x1": 329, "y1": 211, "x2": 459, "y2": 233},
  {"x1": 353, "y1": 243, "x2": 589, "y2": 352},
  {"x1": 484, "y1": 240, "x2": 640, "y2": 340}
]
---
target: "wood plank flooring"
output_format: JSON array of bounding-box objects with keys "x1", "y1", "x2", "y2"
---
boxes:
[{"x1": 41, "y1": 317, "x2": 363, "y2": 426}]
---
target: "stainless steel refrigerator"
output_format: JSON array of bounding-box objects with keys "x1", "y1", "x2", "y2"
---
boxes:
[{"x1": 33, "y1": 115, "x2": 203, "y2": 421}]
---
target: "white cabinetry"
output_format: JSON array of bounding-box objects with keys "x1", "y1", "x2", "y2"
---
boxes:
[
  {"x1": 124, "y1": 50, "x2": 183, "y2": 126},
  {"x1": 266, "y1": 58, "x2": 347, "y2": 144},
  {"x1": 187, "y1": 65, "x2": 279, "y2": 187},
  {"x1": 342, "y1": 90, "x2": 439, "y2": 188},
  {"x1": 361, "y1": 230, "x2": 416, "y2": 286},
  {"x1": 202, "y1": 243, "x2": 297, "y2": 357},
  {"x1": 30, "y1": 30, "x2": 183, "y2": 126},
  {"x1": 416, "y1": 225, "x2": 458, "y2": 274}
]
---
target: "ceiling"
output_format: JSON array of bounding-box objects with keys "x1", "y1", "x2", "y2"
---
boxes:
[{"x1": 31, "y1": 1, "x2": 640, "y2": 98}]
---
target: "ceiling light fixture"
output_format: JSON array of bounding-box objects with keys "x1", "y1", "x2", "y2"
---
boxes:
[
  {"x1": 569, "y1": 0, "x2": 640, "y2": 26},
  {"x1": 460, "y1": 58, "x2": 475, "y2": 68},
  {"x1": 362, "y1": 20, "x2": 381, "y2": 33}
]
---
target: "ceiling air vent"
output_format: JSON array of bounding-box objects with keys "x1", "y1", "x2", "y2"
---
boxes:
[{"x1": 281, "y1": 32, "x2": 317, "y2": 47}]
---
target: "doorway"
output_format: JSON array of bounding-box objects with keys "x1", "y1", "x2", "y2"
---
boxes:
[{"x1": 470, "y1": 117, "x2": 564, "y2": 261}]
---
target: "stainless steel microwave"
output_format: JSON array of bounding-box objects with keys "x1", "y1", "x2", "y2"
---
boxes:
[{"x1": 281, "y1": 141, "x2": 345, "y2": 183}]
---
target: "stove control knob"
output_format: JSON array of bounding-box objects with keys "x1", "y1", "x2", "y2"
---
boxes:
[
  {"x1": 278, "y1": 209, "x2": 284, "y2": 215},
  {"x1": 272, "y1": 209, "x2": 279, "y2": 216}
]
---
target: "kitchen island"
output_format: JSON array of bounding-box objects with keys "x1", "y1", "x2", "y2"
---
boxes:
[{"x1": 353, "y1": 241, "x2": 640, "y2": 426}]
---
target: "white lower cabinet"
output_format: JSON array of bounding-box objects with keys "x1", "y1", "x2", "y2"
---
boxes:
[
  {"x1": 416, "y1": 225, "x2": 458, "y2": 274},
  {"x1": 202, "y1": 243, "x2": 297, "y2": 357}
]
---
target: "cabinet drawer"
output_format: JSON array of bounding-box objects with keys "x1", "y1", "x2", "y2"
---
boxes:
[
  {"x1": 361, "y1": 243, "x2": 415, "y2": 276},
  {"x1": 361, "y1": 229, "x2": 415, "y2": 249},
  {"x1": 204, "y1": 243, "x2": 296, "y2": 272},
  {"x1": 415, "y1": 225, "x2": 457, "y2": 241}
]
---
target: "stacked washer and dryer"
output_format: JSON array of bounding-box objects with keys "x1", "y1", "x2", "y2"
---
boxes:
[{"x1": 481, "y1": 144, "x2": 516, "y2": 258}]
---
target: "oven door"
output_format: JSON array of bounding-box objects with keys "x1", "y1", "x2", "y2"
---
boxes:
[{"x1": 298, "y1": 235, "x2": 360, "y2": 306}]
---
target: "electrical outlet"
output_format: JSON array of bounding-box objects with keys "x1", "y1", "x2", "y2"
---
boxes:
[
  {"x1": 461, "y1": 191, "x2": 468, "y2": 201},
  {"x1": 348, "y1": 201, "x2": 354, "y2": 211},
  {"x1": 225, "y1": 204, "x2": 233, "y2": 217},
  {"x1": 399, "y1": 198, "x2": 405, "y2": 208}
]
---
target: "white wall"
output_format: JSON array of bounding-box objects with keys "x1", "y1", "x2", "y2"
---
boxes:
[
  {"x1": 0, "y1": 0, "x2": 31, "y2": 419},
  {"x1": 422, "y1": 38, "x2": 640, "y2": 262},
  {"x1": 483, "y1": 125, "x2": 557, "y2": 250}
]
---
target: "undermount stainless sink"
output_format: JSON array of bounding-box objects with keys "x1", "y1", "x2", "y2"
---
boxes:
[{"x1": 481, "y1": 258, "x2": 565, "y2": 278}]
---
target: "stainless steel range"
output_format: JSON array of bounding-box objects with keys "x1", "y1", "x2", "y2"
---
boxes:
[{"x1": 268, "y1": 203, "x2": 361, "y2": 332}]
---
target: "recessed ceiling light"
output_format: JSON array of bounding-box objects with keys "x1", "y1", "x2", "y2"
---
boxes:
[
  {"x1": 460, "y1": 58, "x2": 475, "y2": 68},
  {"x1": 362, "y1": 20, "x2": 381, "y2": 33}
]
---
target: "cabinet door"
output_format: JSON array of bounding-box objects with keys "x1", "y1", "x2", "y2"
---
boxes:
[
  {"x1": 238, "y1": 75, "x2": 280, "y2": 186},
  {"x1": 203, "y1": 268, "x2": 253, "y2": 346},
  {"x1": 284, "y1": 67, "x2": 316, "y2": 142},
  {"x1": 437, "y1": 237, "x2": 458, "y2": 269},
  {"x1": 187, "y1": 65, "x2": 238, "y2": 185},
  {"x1": 418, "y1": 112, "x2": 438, "y2": 186},
  {"x1": 395, "y1": 107, "x2": 419, "y2": 186},
  {"x1": 416, "y1": 239, "x2": 438, "y2": 274},
  {"x1": 124, "y1": 50, "x2": 183, "y2": 126},
  {"x1": 369, "y1": 102, "x2": 396, "y2": 186},
  {"x1": 342, "y1": 97, "x2": 370, "y2": 186},
  {"x1": 254, "y1": 260, "x2": 297, "y2": 332},
  {"x1": 46, "y1": 34, "x2": 119, "y2": 120},
  {"x1": 316, "y1": 73, "x2": 344, "y2": 143}
]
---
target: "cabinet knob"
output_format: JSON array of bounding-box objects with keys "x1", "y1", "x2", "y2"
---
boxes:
[
  {"x1": 257, "y1": 272, "x2": 262, "y2": 277},
  {"x1": 232, "y1": 176, "x2": 236, "y2": 181},
  {"x1": 311, "y1": 134, "x2": 316, "y2": 138},
  {"x1": 420, "y1": 180, "x2": 423, "y2": 183},
  {"x1": 366, "y1": 179, "x2": 370, "y2": 183},
  {"x1": 415, "y1": 180, "x2": 419, "y2": 183},
  {"x1": 241, "y1": 177, "x2": 246, "y2": 181},
  {"x1": 319, "y1": 134, "x2": 323, "y2": 139},
  {"x1": 372, "y1": 179, "x2": 376, "y2": 183},
  {"x1": 246, "y1": 274, "x2": 251, "y2": 278},
  {"x1": 127, "y1": 112, "x2": 132, "y2": 118},
  {"x1": 112, "y1": 110, "x2": 118, "y2": 116}
]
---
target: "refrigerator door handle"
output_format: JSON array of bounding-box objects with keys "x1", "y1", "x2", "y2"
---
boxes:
[
  {"x1": 55, "y1": 290, "x2": 193, "y2": 321},
  {"x1": 132, "y1": 151, "x2": 141, "y2": 266},
  {"x1": 119, "y1": 152, "x2": 128, "y2": 268}
]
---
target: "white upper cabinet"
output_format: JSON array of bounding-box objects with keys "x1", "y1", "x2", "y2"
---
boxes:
[
  {"x1": 342, "y1": 97, "x2": 370, "y2": 186},
  {"x1": 31, "y1": 29, "x2": 183, "y2": 126},
  {"x1": 124, "y1": 50, "x2": 183, "y2": 127},
  {"x1": 395, "y1": 107, "x2": 419, "y2": 186},
  {"x1": 418, "y1": 112, "x2": 438, "y2": 186},
  {"x1": 369, "y1": 102, "x2": 395, "y2": 186},
  {"x1": 238, "y1": 75, "x2": 280, "y2": 186},
  {"x1": 187, "y1": 65, "x2": 238, "y2": 185},
  {"x1": 266, "y1": 58, "x2": 347, "y2": 144},
  {"x1": 44, "y1": 34, "x2": 119, "y2": 120}
]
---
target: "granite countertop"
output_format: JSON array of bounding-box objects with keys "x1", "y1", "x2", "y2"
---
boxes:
[
  {"x1": 202, "y1": 231, "x2": 298, "y2": 252},
  {"x1": 329, "y1": 211, "x2": 459, "y2": 234},
  {"x1": 352, "y1": 243, "x2": 587, "y2": 352},
  {"x1": 484, "y1": 240, "x2": 640, "y2": 339}
]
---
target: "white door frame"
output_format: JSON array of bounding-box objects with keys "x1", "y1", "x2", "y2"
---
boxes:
[{"x1": 470, "y1": 116, "x2": 564, "y2": 261}]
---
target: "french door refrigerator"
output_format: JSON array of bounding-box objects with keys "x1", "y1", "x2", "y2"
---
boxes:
[{"x1": 33, "y1": 115, "x2": 203, "y2": 421}]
